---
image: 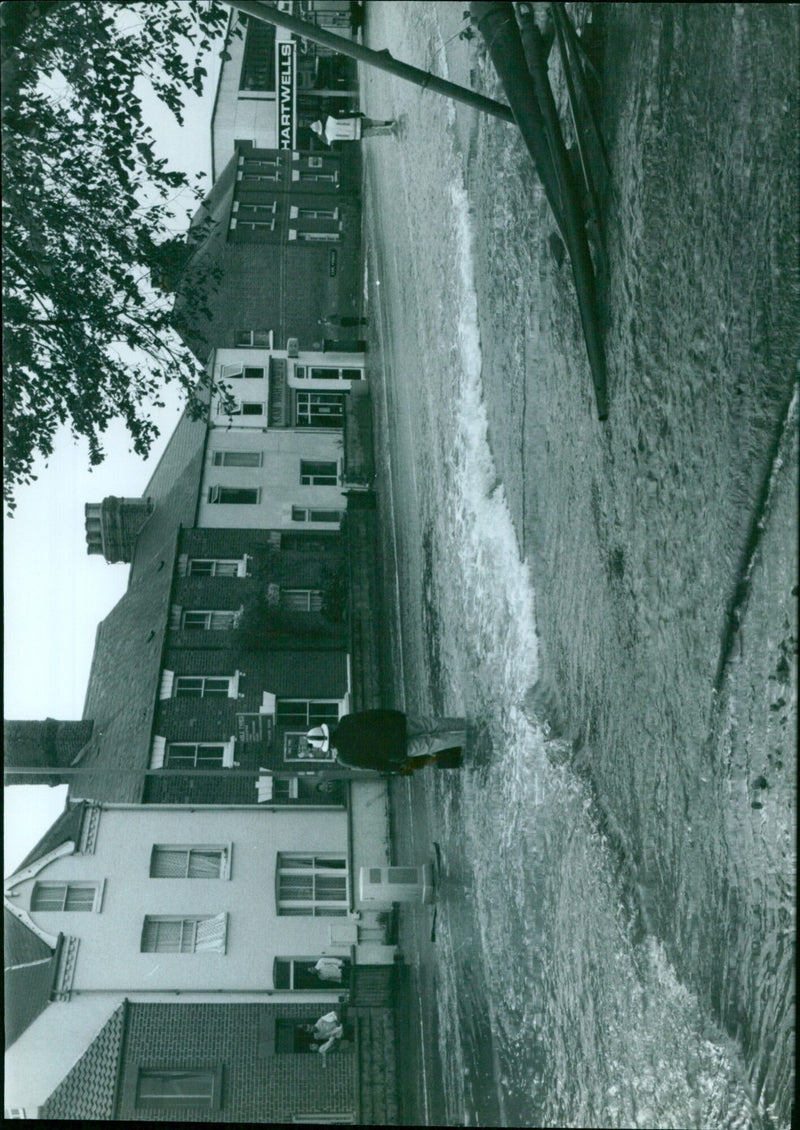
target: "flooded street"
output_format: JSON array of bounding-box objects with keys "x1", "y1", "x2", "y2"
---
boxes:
[{"x1": 359, "y1": 3, "x2": 796, "y2": 1127}]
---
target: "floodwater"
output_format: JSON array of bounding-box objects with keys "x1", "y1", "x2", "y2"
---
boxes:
[{"x1": 360, "y1": 3, "x2": 797, "y2": 1128}]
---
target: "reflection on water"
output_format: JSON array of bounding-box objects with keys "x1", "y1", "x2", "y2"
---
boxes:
[{"x1": 363, "y1": 2, "x2": 797, "y2": 1126}]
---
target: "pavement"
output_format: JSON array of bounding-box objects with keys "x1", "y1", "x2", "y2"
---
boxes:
[{"x1": 388, "y1": 777, "x2": 448, "y2": 1127}]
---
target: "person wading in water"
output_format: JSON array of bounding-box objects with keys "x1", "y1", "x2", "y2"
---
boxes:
[{"x1": 306, "y1": 710, "x2": 467, "y2": 775}]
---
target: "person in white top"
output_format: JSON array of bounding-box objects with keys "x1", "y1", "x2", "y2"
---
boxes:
[
  {"x1": 313, "y1": 956, "x2": 345, "y2": 983},
  {"x1": 310, "y1": 112, "x2": 395, "y2": 145},
  {"x1": 303, "y1": 1010, "x2": 345, "y2": 1055}
]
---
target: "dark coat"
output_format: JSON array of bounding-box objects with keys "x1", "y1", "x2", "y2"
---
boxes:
[{"x1": 331, "y1": 710, "x2": 408, "y2": 771}]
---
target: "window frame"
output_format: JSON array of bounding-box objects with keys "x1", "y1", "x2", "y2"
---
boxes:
[
  {"x1": 187, "y1": 556, "x2": 249, "y2": 576},
  {"x1": 181, "y1": 610, "x2": 241, "y2": 631},
  {"x1": 295, "y1": 367, "x2": 362, "y2": 382},
  {"x1": 276, "y1": 699, "x2": 340, "y2": 728},
  {"x1": 281, "y1": 589, "x2": 323, "y2": 612},
  {"x1": 218, "y1": 400, "x2": 266, "y2": 419},
  {"x1": 149, "y1": 845, "x2": 231, "y2": 880},
  {"x1": 234, "y1": 329, "x2": 271, "y2": 348},
  {"x1": 290, "y1": 507, "x2": 343, "y2": 524},
  {"x1": 291, "y1": 206, "x2": 339, "y2": 221},
  {"x1": 276, "y1": 853, "x2": 349, "y2": 917},
  {"x1": 207, "y1": 485, "x2": 262, "y2": 504},
  {"x1": 31, "y1": 880, "x2": 103, "y2": 913},
  {"x1": 140, "y1": 912, "x2": 228, "y2": 954},
  {"x1": 129, "y1": 1065, "x2": 223, "y2": 1111},
  {"x1": 273, "y1": 955, "x2": 351, "y2": 990},
  {"x1": 174, "y1": 675, "x2": 237, "y2": 699},
  {"x1": 291, "y1": 230, "x2": 340, "y2": 243},
  {"x1": 164, "y1": 740, "x2": 235, "y2": 769},
  {"x1": 295, "y1": 391, "x2": 344, "y2": 428},
  {"x1": 300, "y1": 459, "x2": 338, "y2": 486},
  {"x1": 293, "y1": 170, "x2": 339, "y2": 184},
  {"x1": 212, "y1": 451, "x2": 263, "y2": 469}
]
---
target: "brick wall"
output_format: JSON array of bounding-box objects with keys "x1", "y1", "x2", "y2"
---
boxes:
[
  {"x1": 145, "y1": 649, "x2": 347, "y2": 805},
  {"x1": 181, "y1": 146, "x2": 362, "y2": 360},
  {"x1": 117, "y1": 1002, "x2": 360, "y2": 1122},
  {"x1": 173, "y1": 527, "x2": 347, "y2": 652}
]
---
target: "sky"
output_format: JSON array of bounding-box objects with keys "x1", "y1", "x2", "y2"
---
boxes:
[{"x1": 3, "y1": 21, "x2": 225, "y2": 877}]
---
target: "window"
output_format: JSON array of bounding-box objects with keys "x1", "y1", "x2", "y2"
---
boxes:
[
  {"x1": 270, "y1": 776, "x2": 343, "y2": 804},
  {"x1": 240, "y1": 169, "x2": 281, "y2": 183},
  {"x1": 188, "y1": 557, "x2": 248, "y2": 575},
  {"x1": 239, "y1": 17, "x2": 276, "y2": 90},
  {"x1": 276, "y1": 854, "x2": 348, "y2": 916},
  {"x1": 181, "y1": 610, "x2": 240, "y2": 630},
  {"x1": 150, "y1": 846, "x2": 230, "y2": 879},
  {"x1": 241, "y1": 155, "x2": 281, "y2": 170},
  {"x1": 274, "y1": 956, "x2": 351, "y2": 989},
  {"x1": 291, "y1": 507, "x2": 343, "y2": 524},
  {"x1": 277, "y1": 700, "x2": 340, "y2": 728},
  {"x1": 232, "y1": 218, "x2": 276, "y2": 233},
  {"x1": 307, "y1": 156, "x2": 324, "y2": 169},
  {"x1": 295, "y1": 392, "x2": 344, "y2": 428},
  {"x1": 220, "y1": 401, "x2": 265, "y2": 417},
  {"x1": 141, "y1": 913, "x2": 228, "y2": 953},
  {"x1": 212, "y1": 451, "x2": 263, "y2": 468},
  {"x1": 208, "y1": 486, "x2": 261, "y2": 504},
  {"x1": 235, "y1": 329, "x2": 271, "y2": 347},
  {"x1": 174, "y1": 676, "x2": 234, "y2": 698},
  {"x1": 282, "y1": 589, "x2": 323, "y2": 612},
  {"x1": 295, "y1": 367, "x2": 361, "y2": 382},
  {"x1": 294, "y1": 170, "x2": 338, "y2": 184},
  {"x1": 300, "y1": 460, "x2": 337, "y2": 486},
  {"x1": 31, "y1": 882, "x2": 98, "y2": 912},
  {"x1": 274, "y1": 1018, "x2": 354, "y2": 1054},
  {"x1": 135, "y1": 1067, "x2": 222, "y2": 1110},
  {"x1": 297, "y1": 207, "x2": 338, "y2": 220},
  {"x1": 234, "y1": 202, "x2": 277, "y2": 221},
  {"x1": 291, "y1": 231, "x2": 340, "y2": 243},
  {"x1": 164, "y1": 742, "x2": 234, "y2": 768}
]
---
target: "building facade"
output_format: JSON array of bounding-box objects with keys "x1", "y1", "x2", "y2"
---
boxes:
[
  {"x1": 211, "y1": 4, "x2": 360, "y2": 180},
  {"x1": 173, "y1": 145, "x2": 364, "y2": 363},
  {"x1": 4, "y1": 803, "x2": 397, "y2": 1121},
  {"x1": 3, "y1": 14, "x2": 400, "y2": 1113}
]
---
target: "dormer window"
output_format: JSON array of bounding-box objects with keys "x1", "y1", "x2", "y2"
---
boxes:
[{"x1": 31, "y1": 881, "x2": 101, "y2": 912}]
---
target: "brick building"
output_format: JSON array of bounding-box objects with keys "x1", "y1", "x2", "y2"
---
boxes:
[
  {"x1": 3, "y1": 9, "x2": 405, "y2": 1113},
  {"x1": 173, "y1": 145, "x2": 364, "y2": 363}
]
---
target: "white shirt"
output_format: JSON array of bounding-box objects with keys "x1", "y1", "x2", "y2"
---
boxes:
[
  {"x1": 314, "y1": 957, "x2": 345, "y2": 982},
  {"x1": 323, "y1": 115, "x2": 361, "y2": 144}
]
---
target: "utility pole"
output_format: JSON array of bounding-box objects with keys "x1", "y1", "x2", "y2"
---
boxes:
[{"x1": 224, "y1": 0, "x2": 515, "y2": 123}]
